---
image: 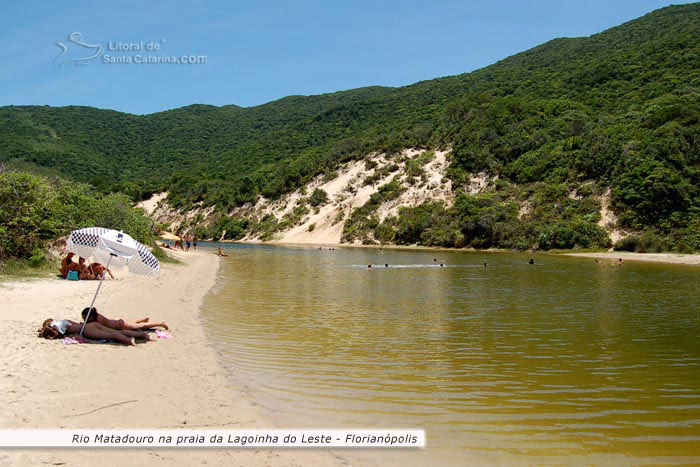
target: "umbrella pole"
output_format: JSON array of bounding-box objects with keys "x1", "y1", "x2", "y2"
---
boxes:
[{"x1": 80, "y1": 254, "x2": 115, "y2": 336}]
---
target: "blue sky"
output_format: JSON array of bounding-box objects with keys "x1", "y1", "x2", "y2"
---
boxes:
[{"x1": 0, "y1": 1, "x2": 692, "y2": 114}]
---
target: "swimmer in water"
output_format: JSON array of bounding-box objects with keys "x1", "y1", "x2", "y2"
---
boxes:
[
  {"x1": 528, "y1": 258, "x2": 535, "y2": 265},
  {"x1": 385, "y1": 264, "x2": 388, "y2": 268}
]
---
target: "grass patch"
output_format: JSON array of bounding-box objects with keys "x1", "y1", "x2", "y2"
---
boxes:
[
  {"x1": 152, "y1": 244, "x2": 181, "y2": 264},
  {"x1": 0, "y1": 257, "x2": 60, "y2": 282}
]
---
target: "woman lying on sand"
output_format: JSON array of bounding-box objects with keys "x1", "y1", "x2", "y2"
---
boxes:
[
  {"x1": 37, "y1": 319, "x2": 149, "y2": 346},
  {"x1": 81, "y1": 307, "x2": 168, "y2": 331}
]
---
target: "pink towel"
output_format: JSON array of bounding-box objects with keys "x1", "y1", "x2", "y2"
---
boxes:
[
  {"x1": 155, "y1": 329, "x2": 173, "y2": 339},
  {"x1": 62, "y1": 336, "x2": 89, "y2": 344}
]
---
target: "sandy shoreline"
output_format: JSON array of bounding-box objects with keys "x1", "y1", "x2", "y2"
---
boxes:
[
  {"x1": 0, "y1": 250, "x2": 342, "y2": 467},
  {"x1": 560, "y1": 251, "x2": 700, "y2": 265}
]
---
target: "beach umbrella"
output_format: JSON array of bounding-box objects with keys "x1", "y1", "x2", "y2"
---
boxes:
[
  {"x1": 66, "y1": 227, "x2": 159, "y2": 335},
  {"x1": 159, "y1": 231, "x2": 179, "y2": 241}
]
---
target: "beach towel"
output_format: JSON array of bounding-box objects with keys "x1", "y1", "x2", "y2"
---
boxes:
[
  {"x1": 61, "y1": 336, "x2": 109, "y2": 344},
  {"x1": 155, "y1": 329, "x2": 173, "y2": 339},
  {"x1": 62, "y1": 336, "x2": 89, "y2": 344},
  {"x1": 66, "y1": 271, "x2": 79, "y2": 281}
]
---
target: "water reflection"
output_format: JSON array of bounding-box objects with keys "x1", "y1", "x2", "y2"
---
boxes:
[{"x1": 201, "y1": 244, "x2": 700, "y2": 465}]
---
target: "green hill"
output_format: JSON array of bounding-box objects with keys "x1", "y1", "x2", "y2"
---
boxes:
[{"x1": 2, "y1": 3, "x2": 700, "y2": 252}]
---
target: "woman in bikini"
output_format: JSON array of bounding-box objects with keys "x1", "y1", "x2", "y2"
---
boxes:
[
  {"x1": 89, "y1": 262, "x2": 115, "y2": 279},
  {"x1": 68, "y1": 257, "x2": 95, "y2": 280},
  {"x1": 37, "y1": 319, "x2": 149, "y2": 346},
  {"x1": 81, "y1": 307, "x2": 168, "y2": 331}
]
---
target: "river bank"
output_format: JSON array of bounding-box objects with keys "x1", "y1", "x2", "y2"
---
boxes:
[
  {"x1": 560, "y1": 251, "x2": 700, "y2": 265},
  {"x1": 0, "y1": 250, "x2": 341, "y2": 467}
]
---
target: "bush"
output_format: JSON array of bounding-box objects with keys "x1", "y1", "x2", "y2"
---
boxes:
[
  {"x1": 309, "y1": 188, "x2": 329, "y2": 207},
  {"x1": 0, "y1": 171, "x2": 157, "y2": 263}
]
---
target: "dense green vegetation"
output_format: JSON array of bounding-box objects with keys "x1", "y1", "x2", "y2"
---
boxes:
[
  {"x1": 369, "y1": 184, "x2": 611, "y2": 251},
  {"x1": 2, "y1": 4, "x2": 700, "y2": 252},
  {"x1": 0, "y1": 170, "x2": 166, "y2": 269}
]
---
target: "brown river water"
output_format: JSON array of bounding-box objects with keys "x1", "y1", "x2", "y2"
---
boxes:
[{"x1": 200, "y1": 244, "x2": 700, "y2": 466}]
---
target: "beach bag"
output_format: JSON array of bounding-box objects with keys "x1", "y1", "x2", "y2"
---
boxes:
[{"x1": 66, "y1": 271, "x2": 79, "y2": 281}]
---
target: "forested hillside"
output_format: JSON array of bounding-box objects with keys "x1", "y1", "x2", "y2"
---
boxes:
[{"x1": 2, "y1": 3, "x2": 699, "y2": 252}]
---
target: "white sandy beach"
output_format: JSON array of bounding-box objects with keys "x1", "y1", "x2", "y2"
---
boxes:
[
  {"x1": 0, "y1": 250, "x2": 343, "y2": 467},
  {"x1": 562, "y1": 251, "x2": 700, "y2": 265}
]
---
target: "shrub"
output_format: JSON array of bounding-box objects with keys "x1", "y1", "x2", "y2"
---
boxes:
[{"x1": 309, "y1": 189, "x2": 329, "y2": 207}]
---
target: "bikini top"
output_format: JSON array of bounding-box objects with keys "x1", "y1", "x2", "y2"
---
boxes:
[{"x1": 51, "y1": 319, "x2": 72, "y2": 335}]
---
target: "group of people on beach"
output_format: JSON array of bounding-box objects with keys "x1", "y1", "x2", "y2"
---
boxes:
[
  {"x1": 59, "y1": 252, "x2": 114, "y2": 280},
  {"x1": 38, "y1": 307, "x2": 168, "y2": 346},
  {"x1": 160, "y1": 234, "x2": 198, "y2": 252},
  {"x1": 174, "y1": 234, "x2": 197, "y2": 251}
]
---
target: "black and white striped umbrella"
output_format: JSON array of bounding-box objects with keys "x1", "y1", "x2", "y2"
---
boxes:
[
  {"x1": 66, "y1": 227, "x2": 160, "y2": 335},
  {"x1": 66, "y1": 227, "x2": 159, "y2": 276}
]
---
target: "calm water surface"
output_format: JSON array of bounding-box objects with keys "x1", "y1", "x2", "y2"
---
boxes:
[{"x1": 200, "y1": 244, "x2": 700, "y2": 466}]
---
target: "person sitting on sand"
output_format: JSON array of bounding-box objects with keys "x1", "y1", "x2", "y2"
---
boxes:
[
  {"x1": 77, "y1": 256, "x2": 96, "y2": 281},
  {"x1": 90, "y1": 262, "x2": 114, "y2": 280},
  {"x1": 38, "y1": 319, "x2": 149, "y2": 346},
  {"x1": 217, "y1": 247, "x2": 228, "y2": 257},
  {"x1": 65, "y1": 256, "x2": 91, "y2": 279},
  {"x1": 81, "y1": 307, "x2": 168, "y2": 331},
  {"x1": 59, "y1": 252, "x2": 75, "y2": 278}
]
